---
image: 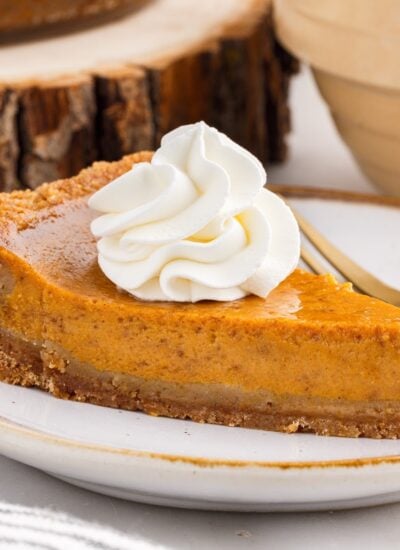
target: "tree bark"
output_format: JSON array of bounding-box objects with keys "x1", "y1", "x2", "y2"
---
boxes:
[
  {"x1": 0, "y1": 88, "x2": 19, "y2": 191},
  {"x1": 17, "y1": 76, "x2": 97, "y2": 189}
]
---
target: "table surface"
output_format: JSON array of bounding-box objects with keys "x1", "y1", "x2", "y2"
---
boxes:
[{"x1": 1, "y1": 67, "x2": 398, "y2": 550}]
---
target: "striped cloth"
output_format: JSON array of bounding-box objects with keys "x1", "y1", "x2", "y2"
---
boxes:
[{"x1": 0, "y1": 503, "x2": 162, "y2": 550}]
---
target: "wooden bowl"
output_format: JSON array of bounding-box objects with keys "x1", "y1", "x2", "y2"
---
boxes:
[{"x1": 274, "y1": 0, "x2": 400, "y2": 196}]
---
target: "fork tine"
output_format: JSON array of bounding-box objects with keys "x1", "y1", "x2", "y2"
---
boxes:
[
  {"x1": 293, "y1": 207, "x2": 400, "y2": 306},
  {"x1": 300, "y1": 246, "x2": 326, "y2": 275},
  {"x1": 301, "y1": 244, "x2": 364, "y2": 294}
]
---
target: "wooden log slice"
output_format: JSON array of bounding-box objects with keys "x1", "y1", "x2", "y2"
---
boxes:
[
  {"x1": 0, "y1": 0, "x2": 143, "y2": 39},
  {"x1": 0, "y1": 0, "x2": 298, "y2": 190}
]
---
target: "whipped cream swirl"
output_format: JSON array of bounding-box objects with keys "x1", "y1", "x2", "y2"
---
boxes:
[{"x1": 89, "y1": 122, "x2": 300, "y2": 302}]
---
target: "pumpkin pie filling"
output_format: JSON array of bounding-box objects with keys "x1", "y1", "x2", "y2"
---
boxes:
[{"x1": 1, "y1": 152, "x2": 400, "y2": 438}]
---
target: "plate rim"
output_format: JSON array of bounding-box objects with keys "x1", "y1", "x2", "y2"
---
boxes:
[
  {"x1": 2, "y1": 414, "x2": 400, "y2": 471},
  {"x1": 269, "y1": 183, "x2": 400, "y2": 208}
]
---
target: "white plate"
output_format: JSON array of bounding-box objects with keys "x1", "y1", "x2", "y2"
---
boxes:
[
  {"x1": 1, "y1": 195, "x2": 400, "y2": 512},
  {"x1": 2, "y1": 383, "x2": 400, "y2": 512}
]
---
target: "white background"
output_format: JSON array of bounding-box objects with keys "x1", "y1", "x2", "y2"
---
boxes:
[{"x1": 1, "y1": 68, "x2": 397, "y2": 550}]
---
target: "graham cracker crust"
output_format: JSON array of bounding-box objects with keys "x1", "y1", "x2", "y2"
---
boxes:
[{"x1": 1, "y1": 328, "x2": 400, "y2": 439}]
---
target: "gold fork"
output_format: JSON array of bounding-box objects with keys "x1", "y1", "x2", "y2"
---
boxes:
[{"x1": 290, "y1": 205, "x2": 400, "y2": 307}]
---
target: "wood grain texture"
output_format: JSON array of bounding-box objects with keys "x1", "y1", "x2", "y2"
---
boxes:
[
  {"x1": 17, "y1": 76, "x2": 97, "y2": 189},
  {"x1": 95, "y1": 66, "x2": 154, "y2": 161},
  {"x1": 0, "y1": 6, "x2": 298, "y2": 191},
  {"x1": 0, "y1": 0, "x2": 141, "y2": 37},
  {"x1": 0, "y1": 88, "x2": 18, "y2": 191}
]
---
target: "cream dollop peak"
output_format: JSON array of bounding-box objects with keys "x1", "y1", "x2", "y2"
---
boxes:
[{"x1": 89, "y1": 122, "x2": 300, "y2": 302}]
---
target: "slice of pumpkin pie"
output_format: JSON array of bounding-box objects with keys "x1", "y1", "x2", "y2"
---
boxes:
[{"x1": 0, "y1": 122, "x2": 400, "y2": 438}]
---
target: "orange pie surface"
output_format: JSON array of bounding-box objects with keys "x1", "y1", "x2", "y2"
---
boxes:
[{"x1": 1, "y1": 152, "x2": 400, "y2": 438}]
